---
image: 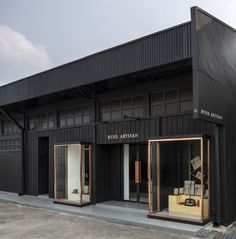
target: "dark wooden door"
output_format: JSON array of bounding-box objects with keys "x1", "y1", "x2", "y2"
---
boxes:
[
  {"x1": 38, "y1": 137, "x2": 49, "y2": 195},
  {"x1": 109, "y1": 144, "x2": 123, "y2": 201}
]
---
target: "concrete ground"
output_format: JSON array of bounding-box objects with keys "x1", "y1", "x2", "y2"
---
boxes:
[
  {"x1": 0, "y1": 202, "x2": 191, "y2": 239},
  {"x1": 0, "y1": 191, "x2": 202, "y2": 234}
]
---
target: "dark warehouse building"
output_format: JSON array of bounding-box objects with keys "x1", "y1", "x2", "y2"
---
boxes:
[{"x1": 0, "y1": 7, "x2": 235, "y2": 226}]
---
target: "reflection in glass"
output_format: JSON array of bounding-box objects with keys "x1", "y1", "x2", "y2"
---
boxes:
[
  {"x1": 148, "y1": 137, "x2": 210, "y2": 223},
  {"x1": 82, "y1": 145, "x2": 91, "y2": 203},
  {"x1": 54, "y1": 143, "x2": 91, "y2": 206}
]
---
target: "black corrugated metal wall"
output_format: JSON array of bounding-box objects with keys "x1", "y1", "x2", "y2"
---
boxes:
[
  {"x1": 24, "y1": 113, "x2": 217, "y2": 202},
  {"x1": 0, "y1": 113, "x2": 22, "y2": 193},
  {"x1": 0, "y1": 22, "x2": 191, "y2": 106},
  {"x1": 25, "y1": 125, "x2": 92, "y2": 196}
]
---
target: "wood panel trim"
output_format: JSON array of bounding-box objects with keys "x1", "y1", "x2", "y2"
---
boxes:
[
  {"x1": 148, "y1": 140, "x2": 151, "y2": 212},
  {"x1": 89, "y1": 145, "x2": 92, "y2": 203},
  {"x1": 80, "y1": 144, "x2": 82, "y2": 205},
  {"x1": 207, "y1": 139, "x2": 211, "y2": 219},
  {"x1": 157, "y1": 142, "x2": 160, "y2": 212},
  {"x1": 200, "y1": 137, "x2": 204, "y2": 221},
  {"x1": 53, "y1": 145, "x2": 56, "y2": 199}
]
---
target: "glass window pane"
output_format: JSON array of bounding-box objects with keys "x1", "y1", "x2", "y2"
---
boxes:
[
  {"x1": 67, "y1": 117, "x2": 74, "y2": 126},
  {"x1": 179, "y1": 87, "x2": 192, "y2": 100},
  {"x1": 150, "y1": 142, "x2": 159, "y2": 212},
  {"x1": 75, "y1": 116, "x2": 82, "y2": 125},
  {"x1": 8, "y1": 127, "x2": 13, "y2": 133},
  {"x1": 180, "y1": 100, "x2": 192, "y2": 112},
  {"x1": 165, "y1": 90, "x2": 178, "y2": 101},
  {"x1": 122, "y1": 109, "x2": 132, "y2": 117},
  {"x1": 101, "y1": 102, "x2": 110, "y2": 111},
  {"x1": 152, "y1": 93, "x2": 163, "y2": 104},
  {"x1": 42, "y1": 121, "x2": 48, "y2": 129},
  {"x1": 41, "y1": 114, "x2": 47, "y2": 121},
  {"x1": 133, "y1": 96, "x2": 143, "y2": 106},
  {"x1": 67, "y1": 145, "x2": 81, "y2": 201},
  {"x1": 122, "y1": 98, "x2": 132, "y2": 107},
  {"x1": 60, "y1": 119, "x2": 66, "y2": 127},
  {"x1": 49, "y1": 120, "x2": 54, "y2": 128},
  {"x1": 12, "y1": 127, "x2": 17, "y2": 133},
  {"x1": 55, "y1": 146, "x2": 68, "y2": 200},
  {"x1": 102, "y1": 112, "x2": 111, "y2": 121},
  {"x1": 75, "y1": 108, "x2": 82, "y2": 116},
  {"x1": 82, "y1": 106, "x2": 89, "y2": 115},
  {"x1": 82, "y1": 146, "x2": 90, "y2": 203},
  {"x1": 111, "y1": 100, "x2": 120, "y2": 109},
  {"x1": 166, "y1": 102, "x2": 178, "y2": 113},
  {"x1": 148, "y1": 139, "x2": 208, "y2": 222},
  {"x1": 133, "y1": 107, "x2": 144, "y2": 117},
  {"x1": 29, "y1": 120, "x2": 35, "y2": 130},
  {"x1": 60, "y1": 111, "x2": 67, "y2": 119},
  {"x1": 55, "y1": 144, "x2": 91, "y2": 206},
  {"x1": 35, "y1": 117, "x2": 41, "y2": 130},
  {"x1": 83, "y1": 115, "x2": 90, "y2": 123},
  {"x1": 152, "y1": 104, "x2": 165, "y2": 115},
  {"x1": 203, "y1": 139, "x2": 210, "y2": 220},
  {"x1": 111, "y1": 110, "x2": 121, "y2": 120}
]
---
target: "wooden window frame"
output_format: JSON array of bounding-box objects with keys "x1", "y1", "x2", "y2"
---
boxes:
[
  {"x1": 53, "y1": 143, "x2": 92, "y2": 207},
  {"x1": 148, "y1": 136, "x2": 211, "y2": 224}
]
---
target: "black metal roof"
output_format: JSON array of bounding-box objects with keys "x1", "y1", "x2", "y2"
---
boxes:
[{"x1": 0, "y1": 21, "x2": 191, "y2": 107}]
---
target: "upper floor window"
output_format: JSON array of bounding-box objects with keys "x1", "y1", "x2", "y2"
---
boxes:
[
  {"x1": 0, "y1": 139, "x2": 21, "y2": 151},
  {"x1": 100, "y1": 96, "x2": 144, "y2": 121},
  {"x1": 151, "y1": 86, "x2": 192, "y2": 115},
  {"x1": 59, "y1": 106, "x2": 90, "y2": 127},
  {"x1": 2, "y1": 120, "x2": 20, "y2": 135},
  {"x1": 29, "y1": 112, "x2": 54, "y2": 131}
]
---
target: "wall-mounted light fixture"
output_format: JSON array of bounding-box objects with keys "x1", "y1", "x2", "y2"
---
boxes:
[{"x1": 123, "y1": 115, "x2": 140, "y2": 120}]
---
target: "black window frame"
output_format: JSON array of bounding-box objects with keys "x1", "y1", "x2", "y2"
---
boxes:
[
  {"x1": 58, "y1": 105, "x2": 91, "y2": 128},
  {"x1": 151, "y1": 86, "x2": 192, "y2": 116},
  {"x1": 100, "y1": 95, "x2": 144, "y2": 122}
]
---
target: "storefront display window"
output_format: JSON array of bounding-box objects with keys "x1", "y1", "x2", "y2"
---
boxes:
[
  {"x1": 148, "y1": 136, "x2": 210, "y2": 223},
  {"x1": 54, "y1": 143, "x2": 92, "y2": 206}
]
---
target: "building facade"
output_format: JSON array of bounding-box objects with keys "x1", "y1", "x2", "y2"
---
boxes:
[{"x1": 0, "y1": 7, "x2": 235, "y2": 226}]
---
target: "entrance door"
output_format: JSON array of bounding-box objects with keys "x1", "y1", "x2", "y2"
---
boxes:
[
  {"x1": 38, "y1": 137, "x2": 49, "y2": 195},
  {"x1": 123, "y1": 144, "x2": 148, "y2": 203}
]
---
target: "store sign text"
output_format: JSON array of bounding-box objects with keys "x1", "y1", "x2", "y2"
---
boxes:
[
  {"x1": 200, "y1": 109, "x2": 223, "y2": 120},
  {"x1": 107, "y1": 133, "x2": 138, "y2": 140}
]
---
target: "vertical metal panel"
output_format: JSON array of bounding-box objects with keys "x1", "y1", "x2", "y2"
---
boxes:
[
  {"x1": 0, "y1": 152, "x2": 22, "y2": 193},
  {"x1": 160, "y1": 114, "x2": 215, "y2": 136}
]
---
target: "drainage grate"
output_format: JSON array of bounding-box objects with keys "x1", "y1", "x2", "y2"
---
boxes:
[
  {"x1": 220, "y1": 233, "x2": 236, "y2": 239},
  {"x1": 193, "y1": 229, "x2": 221, "y2": 238}
]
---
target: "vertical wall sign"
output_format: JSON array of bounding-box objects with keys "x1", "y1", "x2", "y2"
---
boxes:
[{"x1": 190, "y1": 7, "x2": 236, "y2": 124}]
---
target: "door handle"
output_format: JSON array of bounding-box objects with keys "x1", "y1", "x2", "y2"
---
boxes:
[{"x1": 135, "y1": 160, "x2": 141, "y2": 184}]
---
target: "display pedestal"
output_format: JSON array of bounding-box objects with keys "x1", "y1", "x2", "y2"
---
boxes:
[{"x1": 168, "y1": 195, "x2": 208, "y2": 217}]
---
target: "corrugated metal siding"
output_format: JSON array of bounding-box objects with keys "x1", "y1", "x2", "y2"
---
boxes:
[
  {"x1": 160, "y1": 114, "x2": 214, "y2": 136},
  {"x1": 0, "y1": 22, "x2": 191, "y2": 106},
  {"x1": 25, "y1": 113, "x2": 217, "y2": 198},
  {"x1": 96, "y1": 114, "x2": 215, "y2": 145},
  {"x1": 25, "y1": 125, "x2": 93, "y2": 196},
  {"x1": 96, "y1": 118, "x2": 160, "y2": 144},
  {"x1": 0, "y1": 151, "x2": 22, "y2": 193},
  {"x1": 0, "y1": 134, "x2": 22, "y2": 193}
]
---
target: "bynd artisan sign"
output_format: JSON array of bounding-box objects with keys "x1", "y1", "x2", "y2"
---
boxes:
[
  {"x1": 200, "y1": 109, "x2": 223, "y2": 120},
  {"x1": 107, "y1": 133, "x2": 138, "y2": 140}
]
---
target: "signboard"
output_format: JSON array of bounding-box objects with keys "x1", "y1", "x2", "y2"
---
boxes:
[
  {"x1": 107, "y1": 133, "x2": 138, "y2": 140},
  {"x1": 190, "y1": 7, "x2": 236, "y2": 124}
]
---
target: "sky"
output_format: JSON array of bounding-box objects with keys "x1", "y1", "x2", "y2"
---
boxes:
[{"x1": 0, "y1": 0, "x2": 236, "y2": 86}]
